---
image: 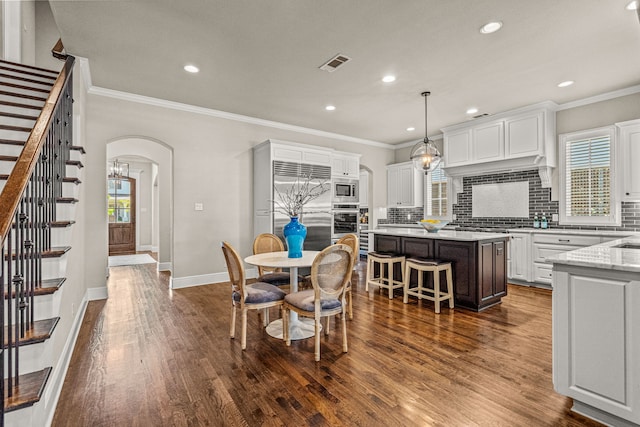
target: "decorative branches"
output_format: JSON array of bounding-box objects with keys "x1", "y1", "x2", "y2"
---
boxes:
[{"x1": 273, "y1": 174, "x2": 330, "y2": 217}]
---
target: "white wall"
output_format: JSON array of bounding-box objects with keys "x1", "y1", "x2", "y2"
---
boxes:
[{"x1": 84, "y1": 93, "x2": 395, "y2": 287}]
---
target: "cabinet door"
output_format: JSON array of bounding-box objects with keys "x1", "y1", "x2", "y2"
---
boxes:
[
  {"x1": 479, "y1": 242, "x2": 495, "y2": 300},
  {"x1": 332, "y1": 154, "x2": 359, "y2": 177},
  {"x1": 397, "y1": 165, "x2": 415, "y2": 206},
  {"x1": 622, "y1": 124, "x2": 640, "y2": 200},
  {"x1": 473, "y1": 121, "x2": 504, "y2": 162},
  {"x1": 359, "y1": 171, "x2": 369, "y2": 207},
  {"x1": 387, "y1": 166, "x2": 399, "y2": 206},
  {"x1": 493, "y1": 241, "x2": 506, "y2": 296},
  {"x1": 444, "y1": 129, "x2": 472, "y2": 166},
  {"x1": 509, "y1": 233, "x2": 531, "y2": 281},
  {"x1": 505, "y1": 112, "x2": 543, "y2": 158}
]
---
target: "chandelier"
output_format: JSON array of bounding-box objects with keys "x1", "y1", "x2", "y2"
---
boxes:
[
  {"x1": 409, "y1": 91, "x2": 442, "y2": 174},
  {"x1": 108, "y1": 158, "x2": 129, "y2": 179}
]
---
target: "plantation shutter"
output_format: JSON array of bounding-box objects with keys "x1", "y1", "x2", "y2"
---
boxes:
[{"x1": 564, "y1": 135, "x2": 611, "y2": 218}]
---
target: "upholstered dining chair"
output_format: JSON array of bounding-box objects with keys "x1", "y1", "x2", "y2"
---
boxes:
[
  {"x1": 252, "y1": 233, "x2": 293, "y2": 286},
  {"x1": 282, "y1": 244, "x2": 354, "y2": 361},
  {"x1": 336, "y1": 233, "x2": 359, "y2": 320},
  {"x1": 221, "y1": 241, "x2": 286, "y2": 350}
]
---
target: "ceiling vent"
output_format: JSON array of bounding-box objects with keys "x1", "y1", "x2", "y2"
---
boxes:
[{"x1": 319, "y1": 54, "x2": 351, "y2": 72}]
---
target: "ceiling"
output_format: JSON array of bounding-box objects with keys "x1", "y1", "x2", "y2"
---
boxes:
[{"x1": 48, "y1": 0, "x2": 640, "y2": 146}]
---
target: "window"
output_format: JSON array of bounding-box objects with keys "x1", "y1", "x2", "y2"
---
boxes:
[
  {"x1": 425, "y1": 163, "x2": 450, "y2": 218},
  {"x1": 559, "y1": 126, "x2": 619, "y2": 226},
  {"x1": 107, "y1": 178, "x2": 132, "y2": 223}
]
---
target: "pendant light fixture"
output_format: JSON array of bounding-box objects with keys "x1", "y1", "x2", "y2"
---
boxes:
[
  {"x1": 409, "y1": 91, "x2": 442, "y2": 174},
  {"x1": 108, "y1": 158, "x2": 129, "y2": 179}
]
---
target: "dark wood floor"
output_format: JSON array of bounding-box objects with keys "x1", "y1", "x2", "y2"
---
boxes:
[{"x1": 52, "y1": 261, "x2": 603, "y2": 426}]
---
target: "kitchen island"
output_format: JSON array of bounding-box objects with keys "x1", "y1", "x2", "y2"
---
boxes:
[
  {"x1": 368, "y1": 227, "x2": 509, "y2": 311},
  {"x1": 550, "y1": 236, "x2": 640, "y2": 427}
]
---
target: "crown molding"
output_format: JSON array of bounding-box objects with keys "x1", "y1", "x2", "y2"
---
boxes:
[
  {"x1": 394, "y1": 133, "x2": 444, "y2": 149},
  {"x1": 88, "y1": 86, "x2": 394, "y2": 149},
  {"x1": 556, "y1": 84, "x2": 640, "y2": 111}
]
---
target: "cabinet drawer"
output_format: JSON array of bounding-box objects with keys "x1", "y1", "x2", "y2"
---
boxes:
[
  {"x1": 533, "y1": 244, "x2": 581, "y2": 263},
  {"x1": 533, "y1": 262, "x2": 553, "y2": 284},
  {"x1": 533, "y1": 234, "x2": 601, "y2": 247}
]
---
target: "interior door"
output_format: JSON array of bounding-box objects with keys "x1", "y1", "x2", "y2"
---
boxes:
[{"x1": 108, "y1": 177, "x2": 136, "y2": 255}]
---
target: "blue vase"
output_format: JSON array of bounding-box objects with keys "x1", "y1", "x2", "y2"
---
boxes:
[{"x1": 283, "y1": 216, "x2": 307, "y2": 258}]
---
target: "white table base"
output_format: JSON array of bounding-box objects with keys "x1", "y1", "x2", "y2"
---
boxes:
[{"x1": 266, "y1": 317, "x2": 321, "y2": 340}]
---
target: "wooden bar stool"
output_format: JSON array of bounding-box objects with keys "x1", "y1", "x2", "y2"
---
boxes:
[
  {"x1": 403, "y1": 258, "x2": 454, "y2": 313},
  {"x1": 366, "y1": 252, "x2": 405, "y2": 299}
]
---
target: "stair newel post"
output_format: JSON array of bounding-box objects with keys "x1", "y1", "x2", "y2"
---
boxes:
[
  {"x1": 1, "y1": 238, "x2": 4, "y2": 424},
  {"x1": 6, "y1": 225, "x2": 13, "y2": 397}
]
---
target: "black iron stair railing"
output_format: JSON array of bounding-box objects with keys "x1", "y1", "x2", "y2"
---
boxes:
[{"x1": 0, "y1": 52, "x2": 74, "y2": 423}]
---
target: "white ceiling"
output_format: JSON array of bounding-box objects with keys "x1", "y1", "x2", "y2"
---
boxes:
[{"x1": 49, "y1": 0, "x2": 640, "y2": 145}]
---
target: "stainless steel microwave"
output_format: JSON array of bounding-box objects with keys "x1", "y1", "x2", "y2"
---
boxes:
[{"x1": 332, "y1": 178, "x2": 359, "y2": 203}]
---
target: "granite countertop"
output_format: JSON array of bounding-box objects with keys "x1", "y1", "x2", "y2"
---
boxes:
[
  {"x1": 367, "y1": 227, "x2": 508, "y2": 242},
  {"x1": 548, "y1": 237, "x2": 640, "y2": 273}
]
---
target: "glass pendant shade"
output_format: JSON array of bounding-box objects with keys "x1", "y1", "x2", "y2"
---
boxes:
[
  {"x1": 410, "y1": 91, "x2": 442, "y2": 174},
  {"x1": 410, "y1": 138, "x2": 442, "y2": 174}
]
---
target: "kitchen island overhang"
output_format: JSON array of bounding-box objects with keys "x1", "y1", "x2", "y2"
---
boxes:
[{"x1": 368, "y1": 228, "x2": 510, "y2": 312}]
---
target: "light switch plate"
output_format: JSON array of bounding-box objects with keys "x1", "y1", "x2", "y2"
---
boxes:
[
  {"x1": 195, "y1": 203, "x2": 203, "y2": 211},
  {"x1": 552, "y1": 213, "x2": 558, "y2": 222}
]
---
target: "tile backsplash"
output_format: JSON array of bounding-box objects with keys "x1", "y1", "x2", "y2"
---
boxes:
[{"x1": 381, "y1": 168, "x2": 640, "y2": 232}]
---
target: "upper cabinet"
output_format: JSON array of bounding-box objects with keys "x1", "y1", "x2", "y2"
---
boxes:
[
  {"x1": 331, "y1": 152, "x2": 360, "y2": 178},
  {"x1": 442, "y1": 102, "x2": 557, "y2": 186},
  {"x1": 387, "y1": 161, "x2": 424, "y2": 208},
  {"x1": 359, "y1": 170, "x2": 369, "y2": 208},
  {"x1": 617, "y1": 119, "x2": 640, "y2": 201},
  {"x1": 272, "y1": 143, "x2": 332, "y2": 166}
]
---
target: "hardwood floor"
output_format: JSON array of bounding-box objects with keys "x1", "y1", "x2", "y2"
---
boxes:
[{"x1": 52, "y1": 261, "x2": 603, "y2": 426}]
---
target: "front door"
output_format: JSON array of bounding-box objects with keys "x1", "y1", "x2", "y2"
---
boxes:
[{"x1": 108, "y1": 177, "x2": 136, "y2": 255}]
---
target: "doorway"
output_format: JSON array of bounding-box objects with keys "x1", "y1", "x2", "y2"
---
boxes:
[{"x1": 108, "y1": 177, "x2": 136, "y2": 255}]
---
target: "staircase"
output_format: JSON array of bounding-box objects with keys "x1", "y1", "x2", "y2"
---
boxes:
[{"x1": 0, "y1": 51, "x2": 79, "y2": 426}]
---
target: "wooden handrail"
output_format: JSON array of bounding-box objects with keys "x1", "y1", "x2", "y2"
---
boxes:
[
  {"x1": 0, "y1": 55, "x2": 75, "y2": 246},
  {"x1": 51, "y1": 39, "x2": 67, "y2": 61}
]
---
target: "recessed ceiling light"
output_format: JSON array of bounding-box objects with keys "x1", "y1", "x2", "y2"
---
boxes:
[
  {"x1": 557, "y1": 80, "x2": 574, "y2": 88},
  {"x1": 382, "y1": 75, "x2": 396, "y2": 83},
  {"x1": 325, "y1": 105, "x2": 336, "y2": 111},
  {"x1": 184, "y1": 64, "x2": 199, "y2": 73},
  {"x1": 480, "y1": 21, "x2": 503, "y2": 34},
  {"x1": 466, "y1": 107, "x2": 479, "y2": 115},
  {"x1": 406, "y1": 127, "x2": 415, "y2": 132},
  {"x1": 626, "y1": 1, "x2": 639, "y2": 10}
]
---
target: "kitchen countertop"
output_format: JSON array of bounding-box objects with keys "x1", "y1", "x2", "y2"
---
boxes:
[
  {"x1": 367, "y1": 227, "x2": 508, "y2": 242},
  {"x1": 507, "y1": 228, "x2": 638, "y2": 238},
  {"x1": 548, "y1": 236, "x2": 640, "y2": 273}
]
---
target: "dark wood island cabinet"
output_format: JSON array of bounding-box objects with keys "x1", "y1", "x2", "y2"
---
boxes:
[{"x1": 372, "y1": 229, "x2": 508, "y2": 312}]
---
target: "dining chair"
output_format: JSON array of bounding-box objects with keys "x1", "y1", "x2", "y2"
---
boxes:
[
  {"x1": 336, "y1": 233, "x2": 359, "y2": 320},
  {"x1": 252, "y1": 233, "x2": 293, "y2": 286},
  {"x1": 221, "y1": 241, "x2": 286, "y2": 350},
  {"x1": 282, "y1": 243, "x2": 354, "y2": 361}
]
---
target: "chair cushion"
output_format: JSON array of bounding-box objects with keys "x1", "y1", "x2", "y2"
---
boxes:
[
  {"x1": 368, "y1": 251, "x2": 402, "y2": 258},
  {"x1": 284, "y1": 289, "x2": 342, "y2": 312},
  {"x1": 233, "y1": 282, "x2": 286, "y2": 304},
  {"x1": 257, "y1": 272, "x2": 292, "y2": 286},
  {"x1": 406, "y1": 257, "x2": 449, "y2": 266}
]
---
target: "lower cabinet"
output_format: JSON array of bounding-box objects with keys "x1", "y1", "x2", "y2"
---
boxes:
[{"x1": 373, "y1": 234, "x2": 508, "y2": 311}]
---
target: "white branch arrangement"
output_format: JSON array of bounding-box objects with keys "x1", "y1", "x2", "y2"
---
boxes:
[{"x1": 273, "y1": 174, "x2": 330, "y2": 218}]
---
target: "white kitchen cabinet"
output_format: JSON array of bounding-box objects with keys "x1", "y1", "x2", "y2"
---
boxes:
[
  {"x1": 553, "y1": 266, "x2": 640, "y2": 426},
  {"x1": 443, "y1": 129, "x2": 472, "y2": 166},
  {"x1": 331, "y1": 152, "x2": 359, "y2": 178},
  {"x1": 441, "y1": 102, "x2": 556, "y2": 180},
  {"x1": 272, "y1": 142, "x2": 332, "y2": 166},
  {"x1": 359, "y1": 170, "x2": 369, "y2": 207},
  {"x1": 508, "y1": 232, "x2": 531, "y2": 282},
  {"x1": 473, "y1": 120, "x2": 504, "y2": 162},
  {"x1": 387, "y1": 161, "x2": 424, "y2": 208},
  {"x1": 617, "y1": 119, "x2": 640, "y2": 201},
  {"x1": 505, "y1": 111, "x2": 543, "y2": 158}
]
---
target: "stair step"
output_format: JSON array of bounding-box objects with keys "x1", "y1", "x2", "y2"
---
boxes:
[
  {"x1": 66, "y1": 160, "x2": 83, "y2": 168},
  {"x1": 3, "y1": 317, "x2": 60, "y2": 349},
  {"x1": 0, "y1": 100, "x2": 42, "y2": 111},
  {"x1": 57, "y1": 197, "x2": 78, "y2": 204},
  {"x1": 51, "y1": 220, "x2": 75, "y2": 228},
  {"x1": 0, "y1": 62, "x2": 57, "y2": 82},
  {"x1": 63, "y1": 177, "x2": 82, "y2": 185},
  {"x1": 0, "y1": 138, "x2": 26, "y2": 146},
  {"x1": 0, "y1": 72, "x2": 54, "y2": 89},
  {"x1": 5, "y1": 247, "x2": 71, "y2": 261},
  {"x1": 0, "y1": 81, "x2": 50, "y2": 95},
  {"x1": 4, "y1": 367, "x2": 52, "y2": 412},
  {"x1": 5, "y1": 278, "x2": 66, "y2": 299},
  {"x1": 0, "y1": 155, "x2": 18, "y2": 162},
  {"x1": 70, "y1": 145, "x2": 86, "y2": 154},
  {"x1": 0, "y1": 59, "x2": 58, "y2": 76},
  {"x1": 0, "y1": 124, "x2": 31, "y2": 133},
  {"x1": 0, "y1": 111, "x2": 39, "y2": 121},
  {"x1": 0, "y1": 89, "x2": 47, "y2": 103}
]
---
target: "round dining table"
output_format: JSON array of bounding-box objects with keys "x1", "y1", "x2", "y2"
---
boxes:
[{"x1": 244, "y1": 250, "x2": 320, "y2": 340}]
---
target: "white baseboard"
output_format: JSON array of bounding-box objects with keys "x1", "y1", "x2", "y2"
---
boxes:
[
  {"x1": 136, "y1": 244, "x2": 154, "y2": 252},
  {"x1": 157, "y1": 262, "x2": 172, "y2": 272},
  {"x1": 169, "y1": 268, "x2": 257, "y2": 289},
  {"x1": 42, "y1": 292, "x2": 89, "y2": 427},
  {"x1": 87, "y1": 286, "x2": 108, "y2": 301}
]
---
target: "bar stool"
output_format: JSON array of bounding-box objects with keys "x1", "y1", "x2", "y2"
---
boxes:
[
  {"x1": 366, "y1": 252, "x2": 405, "y2": 299},
  {"x1": 403, "y1": 258, "x2": 454, "y2": 313}
]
